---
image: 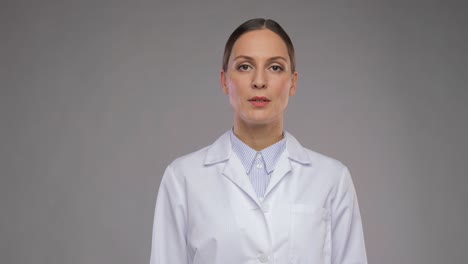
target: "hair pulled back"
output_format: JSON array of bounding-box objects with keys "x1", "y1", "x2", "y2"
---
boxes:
[{"x1": 222, "y1": 18, "x2": 296, "y2": 73}]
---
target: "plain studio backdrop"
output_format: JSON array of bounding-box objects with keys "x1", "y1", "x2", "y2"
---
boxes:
[{"x1": 1, "y1": 1, "x2": 467, "y2": 263}]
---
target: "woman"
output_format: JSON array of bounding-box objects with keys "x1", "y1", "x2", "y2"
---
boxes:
[{"x1": 150, "y1": 18, "x2": 367, "y2": 264}]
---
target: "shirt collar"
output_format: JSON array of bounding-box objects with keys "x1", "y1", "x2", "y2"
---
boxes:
[
  {"x1": 203, "y1": 130, "x2": 312, "y2": 166},
  {"x1": 229, "y1": 130, "x2": 286, "y2": 174}
]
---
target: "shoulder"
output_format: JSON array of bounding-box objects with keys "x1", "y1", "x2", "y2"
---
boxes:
[
  {"x1": 306, "y1": 147, "x2": 347, "y2": 172},
  {"x1": 285, "y1": 131, "x2": 349, "y2": 182},
  {"x1": 286, "y1": 131, "x2": 347, "y2": 169},
  {"x1": 169, "y1": 145, "x2": 211, "y2": 171},
  {"x1": 166, "y1": 131, "x2": 231, "y2": 175},
  {"x1": 160, "y1": 144, "x2": 213, "y2": 191}
]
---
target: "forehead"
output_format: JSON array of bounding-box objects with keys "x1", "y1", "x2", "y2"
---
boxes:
[{"x1": 230, "y1": 29, "x2": 289, "y2": 60}]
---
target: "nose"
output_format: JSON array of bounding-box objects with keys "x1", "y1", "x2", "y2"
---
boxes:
[{"x1": 252, "y1": 70, "x2": 267, "y2": 89}]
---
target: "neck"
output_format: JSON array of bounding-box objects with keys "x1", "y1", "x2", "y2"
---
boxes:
[{"x1": 233, "y1": 119, "x2": 284, "y2": 151}]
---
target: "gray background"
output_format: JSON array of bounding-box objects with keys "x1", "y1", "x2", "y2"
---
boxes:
[{"x1": 1, "y1": 0, "x2": 467, "y2": 263}]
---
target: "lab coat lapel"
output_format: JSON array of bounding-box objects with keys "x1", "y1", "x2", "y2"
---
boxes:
[
  {"x1": 204, "y1": 130, "x2": 311, "y2": 205},
  {"x1": 204, "y1": 131, "x2": 260, "y2": 206},
  {"x1": 264, "y1": 152, "x2": 291, "y2": 198},
  {"x1": 222, "y1": 156, "x2": 260, "y2": 206},
  {"x1": 264, "y1": 131, "x2": 312, "y2": 198}
]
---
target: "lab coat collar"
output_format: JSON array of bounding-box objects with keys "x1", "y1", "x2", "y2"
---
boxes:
[
  {"x1": 204, "y1": 130, "x2": 312, "y2": 205},
  {"x1": 203, "y1": 131, "x2": 232, "y2": 165},
  {"x1": 283, "y1": 131, "x2": 312, "y2": 165},
  {"x1": 203, "y1": 130, "x2": 312, "y2": 166}
]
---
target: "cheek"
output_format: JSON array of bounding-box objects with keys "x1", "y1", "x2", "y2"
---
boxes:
[
  {"x1": 274, "y1": 80, "x2": 293, "y2": 101},
  {"x1": 227, "y1": 79, "x2": 245, "y2": 100},
  {"x1": 277, "y1": 94, "x2": 290, "y2": 110},
  {"x1": 226, "y1": 85, "x2": 241, "y2": 108}
]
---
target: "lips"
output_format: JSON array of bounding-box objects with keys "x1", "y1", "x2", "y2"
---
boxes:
[
  {"x1": 248, "y1": 96, "x2": 270, "y2": 107},
  {"x1": 248, "y1": 96, "x2": 271, "y2": 102}
]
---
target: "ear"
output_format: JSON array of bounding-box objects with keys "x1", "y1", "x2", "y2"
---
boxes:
[
  {"x1": 220, "y1": 69, "x2": 229, "y2": 95},
  {"x1": 289, "y1": 71, "x2": 298, "y2": 96}
]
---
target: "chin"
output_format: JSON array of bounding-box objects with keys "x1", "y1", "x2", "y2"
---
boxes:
[
  {"x1": 237, "y1": 112, "x2": 281, "y2": 127},
  {"x1": 245, "y1": 117, "x2": 278, "y2": 127}
]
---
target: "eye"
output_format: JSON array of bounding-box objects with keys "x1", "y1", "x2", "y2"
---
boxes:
[
  {"x1": 237, "y1": 64, "x2": 252, "y2": 71},
  {"x1": 270, "y1": 65, "x2": 283, "y2": 72}
]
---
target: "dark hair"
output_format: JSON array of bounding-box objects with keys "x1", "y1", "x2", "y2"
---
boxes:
[{"x1": 222, "y1": 18, "x2": 296, "y2": 72}]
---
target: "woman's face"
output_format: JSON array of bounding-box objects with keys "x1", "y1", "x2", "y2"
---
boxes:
[{"x1": 221, "y1": 29, "x2": 297, "y2": 128}]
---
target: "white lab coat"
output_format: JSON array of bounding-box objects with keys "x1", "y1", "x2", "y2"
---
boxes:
[{"x1": 150, "y1": 131, "x2": 367, "y2": 264}]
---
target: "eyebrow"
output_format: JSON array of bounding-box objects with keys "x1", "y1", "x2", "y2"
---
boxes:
[{"x1": 233, "y1": 55, "x2": 288, "y2": 63}]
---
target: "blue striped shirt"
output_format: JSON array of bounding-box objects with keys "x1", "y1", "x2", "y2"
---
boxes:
[{"x1": 229, "y1": 130, "x2": 287, "y2": 198}]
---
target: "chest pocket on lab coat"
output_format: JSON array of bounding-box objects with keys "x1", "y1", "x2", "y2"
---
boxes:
[{"x1": 289, "y1": 204, "x2": 331, "y2": 264}]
